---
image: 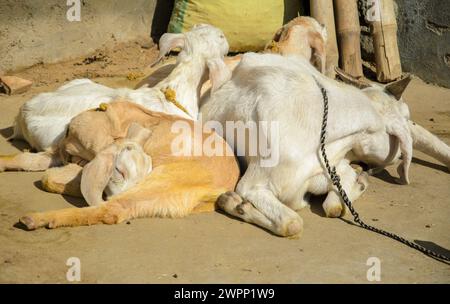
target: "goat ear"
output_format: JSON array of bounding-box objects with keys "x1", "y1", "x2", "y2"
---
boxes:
[
  {"x1": 207, "y1": 58, "x2": 231, "y2": 93},
  {"x1": 386, "y1": 122, "x2": 413, "y2": 185},
  {"x1": 320, "y1": 23, "x2": 328, "y2": 42},
  {"x1": 126, "y1": 123, "x2": 152, "y2": 147},
  {"x1": 272, "y1": 26, "x2": 284, "y2": 42},
  {"x1": 385, "y1": 74, "x2": 412, "y2": 100},
  {"x1": 151, "y1": 33, "x2": 186, "y2": 67},
  {"x1": 81, "y1": 146, "x2": 117, "y2": 206},
  {"x1": 335, "y1": 67, "x2": 371, "y2": 89}
]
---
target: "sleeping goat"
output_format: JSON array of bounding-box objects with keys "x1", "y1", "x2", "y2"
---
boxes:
[
  {"x1": 1, "y1": 24, "x2": 230, "y2": 173},
  {"x1": 10, "y1": 24, "x2": 229, "y2": 152},
  {"x1": 18, "y1": 101, "x2": 239, "y2": 229},
  {"x1": 199, "y1": 53, "x2": 450, "y2": 237}
]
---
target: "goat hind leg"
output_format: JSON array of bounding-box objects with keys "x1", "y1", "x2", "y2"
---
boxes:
[
  {"x1": 0, "y1": 151, "x2": 61, "y2": 172},
  {"x1": 409, "y1": 120, "x2": 450, "y2": 170}
]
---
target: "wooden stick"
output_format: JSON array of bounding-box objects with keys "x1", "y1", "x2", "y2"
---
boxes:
[
  {"x1": 310, "y1": 0, "x2": 339, "y2": 78},
  {"x1": 368, "y1": 0, "x2": 402, "y2": 82},
  {"x1": 334, "y1": 0, "x2": 364, "y2": 78}
]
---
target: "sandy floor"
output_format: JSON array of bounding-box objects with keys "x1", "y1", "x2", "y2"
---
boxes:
[{"x1": 0, "y1": 43, "x2": 449, "y2": 283}]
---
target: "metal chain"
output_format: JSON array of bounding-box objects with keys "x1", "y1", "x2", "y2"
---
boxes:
[{"x1": 315, "y1": 79, "x2": 450, "y2": 264}]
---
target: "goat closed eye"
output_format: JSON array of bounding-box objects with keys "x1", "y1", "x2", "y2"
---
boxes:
[{"x1": 115, "y1": 167, "x2": 126, "y2": 179}]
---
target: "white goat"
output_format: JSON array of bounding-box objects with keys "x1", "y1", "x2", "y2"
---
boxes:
[
  {"x1": 11, "y1": 24, "x2": 229, "y2": 152},
  {"x1": 200, "y1": 53, "x2": 450, "y2": 237},
  {"x1": 203, "y1": 16, "x2": 328, "y2": 95}
]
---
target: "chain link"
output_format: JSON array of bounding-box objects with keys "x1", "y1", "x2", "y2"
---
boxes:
[{"x1": 315, "y1": 79, "x2": 450, "y2": 264}]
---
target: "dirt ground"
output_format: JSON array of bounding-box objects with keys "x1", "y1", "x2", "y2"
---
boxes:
[{"x1": 0, "y1": 41, "x2": 449, "y2": 283}]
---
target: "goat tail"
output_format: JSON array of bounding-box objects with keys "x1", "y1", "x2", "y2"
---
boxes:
[{"x1": 408, "y1": 120, "x2": 450, "y2": 170}]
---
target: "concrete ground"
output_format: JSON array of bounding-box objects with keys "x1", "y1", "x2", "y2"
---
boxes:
[{"x1": 0, "y1": 45, "x2": 449, "y2": 283}]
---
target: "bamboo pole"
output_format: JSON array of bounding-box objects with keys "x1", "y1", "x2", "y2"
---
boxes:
[
  {"x1": 310, "y1": 0, "x2": 339, "y2": 78},
  {"x1": 368, "y1": 0, "x2": 402, "y2": 82},
  {"x1": 334, "y1": 0, "x2": 364, "y2": 78}
]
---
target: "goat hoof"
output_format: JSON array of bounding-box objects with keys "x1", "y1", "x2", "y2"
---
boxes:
[
  {"x1": 323, "y1": 202, "x2": 345, "y2": 218},
  {"x1": 235, "y1": 200, "x2": 252, "y2": 215},
  {"x1": 19, "y1": 215, "x2": 37, "y2": 230},
  {"x1": 283, "y1": 218, "x2": 303, "y2": 237},
  {"x1": 216, "y1": 191, "x2": 243, "y2": 210},
  {"x1": 357, "y1": 172, "x2": 369, "y2": 192},
  {"x1": 236, "y1": 204, "x2": 245, "y2": 215}
]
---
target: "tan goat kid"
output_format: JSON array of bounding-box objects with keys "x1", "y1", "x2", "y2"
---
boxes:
[
  {"x1": 19, "y1": 101, "x2": 240, "y2": 230},
  {"x1": 264, "y1": 16, "x2": 327, "y2": 73}
]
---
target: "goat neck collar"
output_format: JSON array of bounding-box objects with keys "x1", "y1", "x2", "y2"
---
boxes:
[{"x1": 161, "y1": 88, "x2": 191, "y2": 117}]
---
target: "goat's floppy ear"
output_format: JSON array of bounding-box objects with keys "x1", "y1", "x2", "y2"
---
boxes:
[
  {"x1": 386, "y1": 122, "x2": 413, "y2": 185},
  {"x1": 335, "y1": 67, "x2": 371, "y2": 89},
  {"x1": 81, "y1": 146, "x2": 117, "y2": 206},
  {"x1": 385, "y1": 74, "x2": 412, "y2": 100},
  {"x1": 126, "y1": 123, "x2": 152, "y2": 147},
  {"x1": 151, "y1": 33, "x2": 186, "y2": 67},
  {"x1": 207, "y1": 58, "x2": 231, "y2": 93}
]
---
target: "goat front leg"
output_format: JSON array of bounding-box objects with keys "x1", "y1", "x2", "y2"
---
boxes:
[
  {"x1": 42, "y1": 164, "x2": 83, "y2": 197},
  {"x1": 20, "y1": 201, "x2": 130, "y2": 230},
  {"x1": 322, "y1": 161, "x2": 369, "y2": 218},
  {"x1": 20, "y1": 162, "x2": 225, "y2": 230},
  {"x1": 408, "y1": 120, "x2": 450, "y2": 170},
  {"x1": 217, "y1": 191, "x2": 275, "y2": 230},
  {"x1": 0, "y1": 151, "x2": 61, "y2": 172},
  {"x1": 218, "y1": 162, "x2": 304, "y2": 237},
  {"x1": 218, "y1": 188, "x2": 303, "y2": 237}
]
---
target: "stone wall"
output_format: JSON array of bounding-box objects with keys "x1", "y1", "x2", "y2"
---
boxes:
[
  {"x1": 0, "y1": 0, "x2": 157, "y2": 73},
  {"x1": 395, "y1": 0, "x2": 450, "y2": 88},
  {"x1": 1, "y1": 0, "x2": 448, "y2": 88},
  {"x1": 360, "y1": 0, "x2": 449, "y2": 87}
]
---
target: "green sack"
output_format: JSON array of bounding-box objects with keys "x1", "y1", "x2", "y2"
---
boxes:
[{"x1": 168, "y1": 0, "x2": 302, "y2": 52}]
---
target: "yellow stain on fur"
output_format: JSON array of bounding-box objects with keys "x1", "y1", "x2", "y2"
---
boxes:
[
  {"x1": 162, "y1": 88, "x2": 190, "y2": 116},
  {"x1": 98, "y1": 103, "x2": 108, "y2": 111},
  {"x1": 163, "y1": 87, "x2": 177, "y2": 102}
]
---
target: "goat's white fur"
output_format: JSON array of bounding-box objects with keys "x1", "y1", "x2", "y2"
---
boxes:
[
  {"x1": 201, "y1": 52, "x2": 450, "y2": 236},
  {"x1": 12, "y1": 24, "x2": 229, "y2": 151}
]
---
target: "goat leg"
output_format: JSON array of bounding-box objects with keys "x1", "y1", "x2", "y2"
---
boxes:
[
  {"x1": 19, "y1": 162, "x2": 228, "y2": 230},
  {"x1": 19, "y1": 202, "x2": 129, "y2": 230},
  {"x1": 0, "y1": 151, "x2": 61, "y2": 172},
  {"x1": 408, "y1": 120, "x2": 450, "y2": 170},
  {"x1": 323, "y1": 160, "x2": 369, "y2": 218},
  {"x1": 41, "y1": 164, "x2": 83, "y2": 197}
]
